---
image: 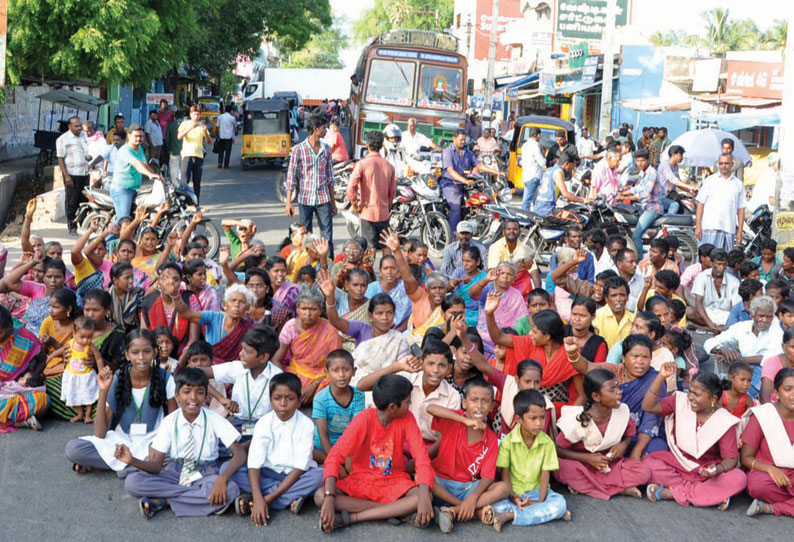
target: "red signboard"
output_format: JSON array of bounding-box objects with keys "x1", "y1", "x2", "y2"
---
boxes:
[
  {"x1": 473, "y1": 0, "x2": 524, "y2": 61},
  {"x1": 725, "y1": 61, "x2": 784, "y2": 100}
]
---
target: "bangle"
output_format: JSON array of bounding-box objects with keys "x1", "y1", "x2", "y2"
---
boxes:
[
  {"x1": 325, "y1": 303, "x2": 335, "y2": 309},
  {"x1": 467, "y1": 343, "x2": 476, "y2": 354},
  {"x1": 567, "y1": 353, "x2": 580, "y2": 363},
  {"x1": 751, "y1": 459, "x2": 757, "y2": 471},
  {"x1": 648, "y1": 388, "x2": 659, "y2": 396}
]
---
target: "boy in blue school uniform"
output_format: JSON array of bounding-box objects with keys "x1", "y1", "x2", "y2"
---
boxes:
[
  {"x1": 117, "y1": 368, "x2": 246, "y2": 519},
  {"x1": 225, "y1": 372, "x2": 324, "y2": 525}
]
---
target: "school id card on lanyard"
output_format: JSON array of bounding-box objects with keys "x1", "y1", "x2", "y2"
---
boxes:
[
  {"x1": 129, "y1": 387, "x2": 149, "y2": 437},
  {"x1": 175, "y1": 411, "x2": 208, "y2": 486},
  {"x1": 241, "y1": 373, "x2": 268, "y2": 436}
]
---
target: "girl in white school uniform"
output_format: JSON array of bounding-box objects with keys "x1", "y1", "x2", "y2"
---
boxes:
[
  {"x1": 64, "y1": 329, "x2": 176, "y2": 475},
  {"x1": 554, "y1": 368, "x2": 651, "y2": 500},
  {"x1": 117, "y1": 368, "x2": 247, "y2": 519}
]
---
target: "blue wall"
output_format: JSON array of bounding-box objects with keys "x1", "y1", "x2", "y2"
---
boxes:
[{"x1": 614, "y1": 46, "x2": 689, "y2": 139}]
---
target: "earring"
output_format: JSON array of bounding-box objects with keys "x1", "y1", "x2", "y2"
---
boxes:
[{"x1": 711, "y1": 401, "x2": 715, "y2": 409}]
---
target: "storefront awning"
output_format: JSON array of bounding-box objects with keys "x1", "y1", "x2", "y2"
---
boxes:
[
  {"x1": 694, "y1": 107, "x2": 781, "y2": 132},
  {"x1": 620, "y1": 97, "x2": 692, "y2": 112},
  {"x1": 498, "y1": 72, "x2": 539, "y2": 92}
]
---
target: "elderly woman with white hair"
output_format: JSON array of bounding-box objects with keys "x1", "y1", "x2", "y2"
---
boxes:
[
  {"x1": 704, "y1": 295, "x2": 783, "y2": 398},
  {"x1": 511, "y1": 243, "x2": 541, "y2": 302},
  {"x1": 272, "y1": 287, "x2": 342, "y2": 405},
  {"x1": 173, "y1": 282, "x2": 256, "y2": 363},
  {"x1": 469, "y1": 260, "x2": 531, "y2": 355}
]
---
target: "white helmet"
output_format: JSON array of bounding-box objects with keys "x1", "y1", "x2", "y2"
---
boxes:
[{"x1": 383, "y1": 123, "x2": 402, "y2": 152}]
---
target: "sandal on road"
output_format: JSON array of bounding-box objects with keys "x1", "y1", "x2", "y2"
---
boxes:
[{"x1": 139, "y1": 497, "x2": 167, "y2": 520}]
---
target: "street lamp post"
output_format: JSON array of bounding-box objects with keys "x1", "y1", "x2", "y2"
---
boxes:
[{"x1": 484, "y1": 0, "x2": 500, "y2": 111}]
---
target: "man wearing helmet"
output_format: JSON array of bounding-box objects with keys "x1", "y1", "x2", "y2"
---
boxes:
[
  {"x1": 440, "y1": 129, "x2": 501, "y2": 233},
  {"x1": 380, "y1": 124, "x2": 421, "y2": 178}
]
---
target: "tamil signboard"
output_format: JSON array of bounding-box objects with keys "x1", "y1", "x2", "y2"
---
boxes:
[
  {"x1": 725, "y1": 61, "x2": 784, "y2": 100},
  {"x1": 146, "y1": 93, "x2": 174, "y2": 105},
  {"x1": 568, "y1": 42, "x2": 589, "y2": 69},
  {"x1": 556, "y1": 0, "x2": 630, "y2": 41},
  {"x1": 539, "y1": 73, "x2": 555, "y2": 95},
  {"x1": 581, "y1": 56, "x2": 599, "y2": 84}
]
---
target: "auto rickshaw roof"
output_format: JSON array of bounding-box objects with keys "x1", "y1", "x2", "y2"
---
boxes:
[
  {"x1": 245, "y1": 99, "x2": 291, "y2": 112},
  {"x1": 515, "y1": 116, "x2": 575, "y2": 132}
]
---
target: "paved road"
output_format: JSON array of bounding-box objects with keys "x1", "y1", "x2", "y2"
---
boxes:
[{"x1": 2, "y1": 137, "x2": 793, "y2": 539}]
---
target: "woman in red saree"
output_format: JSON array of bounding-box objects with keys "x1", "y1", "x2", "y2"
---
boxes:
[
  {"x1": 272, "y1": 287, "x2": 341, "y2": 406},
  {"x1": 139, "y1": 263, "x2": 200, "y2": 357},
  {"x1": 485, "y1": 291, "x2": 584, "y2": 411}
]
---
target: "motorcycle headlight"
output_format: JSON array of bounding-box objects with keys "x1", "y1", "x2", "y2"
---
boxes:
[{"x1": 499, "y1": 187, "x2": 513, "y2": 202}]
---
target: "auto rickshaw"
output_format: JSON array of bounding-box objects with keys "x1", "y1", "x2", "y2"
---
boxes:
[
  {"x1": 240, "y1": 99, "x2": 292, "y2": 170},
  {"x1": 507, "y1": 116, "x2": 575, "y2": 189},
  {"x1": 198, "y1": 96, "x2": 222, "y2": 136}
]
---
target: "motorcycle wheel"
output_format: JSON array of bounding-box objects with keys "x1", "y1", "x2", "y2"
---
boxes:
[
  {"x1": 80, "y1": 210, "x2": 112, "y2": 233},
  {"x1": 422, "y1": 211, "x2": 452, "y2": 259},
  {"x1": 480, "y1": 219, "x2": 504, "y2": 246},
  {"x1": 174, "y1": 217, "x2": 222, "y2": 260},
  {"x1": 275, "y1": 172, "x2": 297, "y2": 203},
  {"x1": 669, "y1": 231, "x2": 698, "y2": 267}
]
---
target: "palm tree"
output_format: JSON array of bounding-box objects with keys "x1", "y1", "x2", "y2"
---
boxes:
[
  {"x1": 701, "y1": 7, "x2": 761, "y2": 53},
  {"x1": 703, "y1": 7, "x2": 731, "y2": 51},
  {"x1": 760, "y1": 19, "x2": 787, "y2": 50}
]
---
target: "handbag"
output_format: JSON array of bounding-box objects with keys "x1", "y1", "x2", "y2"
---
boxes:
[{"x1": 212, "y1": 138, "x2": 220, "y2": 153}]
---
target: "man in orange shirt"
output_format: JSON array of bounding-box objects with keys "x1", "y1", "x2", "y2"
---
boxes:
[{"x1": 347, "y1": 131, "x2": 397, "y2": 256}]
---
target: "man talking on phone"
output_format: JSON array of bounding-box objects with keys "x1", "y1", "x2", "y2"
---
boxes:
[{"x1": 285, "y1": 115, "x2": 337, "y2": 256}]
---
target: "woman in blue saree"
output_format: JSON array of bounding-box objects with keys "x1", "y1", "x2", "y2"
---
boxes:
[
  {"x1": 565, "y1": 332, "x2": 668, "y2": 459},
  {"x1": 449, "y1": 246, "x2": 487, "y2": 327}
]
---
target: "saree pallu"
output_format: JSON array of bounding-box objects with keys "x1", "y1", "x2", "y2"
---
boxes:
[
  {"x1": 0, "y1": 324, "x2": 41, "y2": 382},
  {"x1": 0, "y1": 382, "x2": 48, "y2": 432},
  {"x1": 23, "y1": 296, "x2": 51, "y2": 338},
  {"x1": 351, "y1": 329, "x2": 410, "y2": 378},
  {"x1": 75, "y1": 269, "x2": 105, "y2": 307},
  {"x1": 274, "y1": 282, "x2": 300, "y2": 311},
  {"x1": 339, "y1": 303, "x2": 371, "y2": 353},
  {"x1": 476, "y1": 287, "x2": 530, "y2": 355},
  {"x1": 212, "y1": 317, "x2": 255, "y2": 364},
  {"x1": 620, "y1": 366, "x2": 668, "y2": 455},
  {"x1": 40, "y1": 317, "x2": 75, "y2": 378},
  {"x1": 140, "y1": 291, "x2": 193, "y2": 349},
  {"x1": 109, "y1": 286, "x2": 144, "y2": 333},
  {"x1": 198, "y1": 284, "x2": 222, "y2": 312},
  {"x1": 285, "y1": 319, "x2": 342, "y2": 392},
  {"x1": 454, "y1": 270, "x2": 486, "y2": 328},
  {"x1": 131, "y1": 254, "x2": 160, "y2": 279},
  {"x1": 408, "y1": 305, "x2": 444, "y2": 346}
]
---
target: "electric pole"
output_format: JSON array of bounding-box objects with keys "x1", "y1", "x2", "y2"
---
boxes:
[
  {"x1": 772, "y1": 7, "x2": 794, "y2": 247},
  {"x1": 598, "y1": 0, "x2": 616, "y2": 140},
  {"x1": 484, "y1": 0, "x2": 500, "y2": 111}
]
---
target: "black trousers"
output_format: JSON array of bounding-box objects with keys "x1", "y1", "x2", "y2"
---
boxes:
[
  {"x1": 217, "y1": 138, "x2": 233, "y2": 167},
  {"x1": 65, "y1": 174, "x2": 89, "y2": 230},
  {"x1": 180, "y1": 156, "x2": 204, "y2": 203}
]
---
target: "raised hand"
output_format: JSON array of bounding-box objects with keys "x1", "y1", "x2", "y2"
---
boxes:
[
  {"x1": 397, "y1": 354, "x2": 422, "y2": 373},
  {"x1": 218, "y1": 246, "x2": 230, "y2": 266},
  {"x1": 25, "y1": 198, "x2": 37, "y2": 218},
  {"x1": 379, "y1": 228, "x2": 401, "y2": 253},
  {"x1": 659, "y1": 361, "x2": 678, "y2": 379},
  {"x1": 166, "y1": 230, "x2": 179, "y2": 246},
  {"x1": 563, "y1": 336, "x2": 579, "y2": 357},
  {"x1": 135, "y1": 205, "x2": 148, "y2": 222},
  {"x1": 316, "y1": 269, "x2": 335, "y2": 299},
  {"x1": 485, "y1": 267, "x2": 498, "y2": 283},
  {"x1": 191, "y1": 212, "x2": 204, "y2": 225},
  {"x1": 483, "y1": 291, "x2": 501, "y2": 315},
  {"x1": 573, "y1": 248, "x2": 588, "y2": 264},
  {"x1": 314, "y1": 237, "x2": 330, "y2": 260},
  {"x1": 104, "y1": 222, "x2": 121, "y2": 237}
]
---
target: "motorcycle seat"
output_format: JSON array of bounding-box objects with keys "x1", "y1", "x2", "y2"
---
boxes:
[
  {"x1": 506, "y1": 207, "x2": 541, "y2": 223},
  {"x1": 653, "y1": 214, "x2": 694, "y2": 226},
  {"x1": 333, "y1": 160, "x2": 353, "y2": 170},
  {"x1": 613, "y1": 203, "x2": 639, "y2": 216}
]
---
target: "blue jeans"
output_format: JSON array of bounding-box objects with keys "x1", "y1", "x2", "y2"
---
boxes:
[
  {"x1": 632, "y1": 209, "x2": 660, "y2": 260},
  {"x1": 521, "y1": 176, "x2": 541, "y2": 211},
  {"x1": 110, "y1": 187, "x2": 136, "y2": 223},
  {"x1": 434, "y1": 477, "x2": 481, "y2": 506},
  {"x1": 662, "y1": 197, "x2": 680, "y2": 215},
  {"x1": 299, "y1": 202, "x2": 334, "y2": 257},
  {"x1": 491, "y1": 488, "x2": 567, "y2": 526},
  {"x1": 441, "y1": 182, "x2": 464, "y2": 233}
]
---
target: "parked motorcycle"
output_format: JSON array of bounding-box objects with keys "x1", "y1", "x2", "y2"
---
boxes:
[
  {"x1": 342, "y1": 173, "x2": 451, "y2": 259},
  {"x1": 461, "y1": 172, "x2": 514, "y2": 240},
  {"x1": 741, "y1": 205, "x2": 773, "y2": 259}
]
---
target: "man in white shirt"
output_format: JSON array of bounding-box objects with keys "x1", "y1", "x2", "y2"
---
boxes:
[
  {"x1": 748, "y1": 152, "x2": 779, "y2": 214},
  {"x1": 144, "y1": 110, "x2": 164, "y2": 163},
  {"x1": 703, "y1": 295, "x2": 781, "y2": 397},
  {"x1": 687, "y1": 249, "x2": 740, "y2": 333},
  {"x1": 695, "y1": 152, "x2": 747, "y2": 251},
  {"x1": 615, "y1": 248, "x2": 645, "y2": 312},
  {"x1": 89, "y1": 130, "x2": 126, "y2": 177},
  {"x1": 400, "y1": 117, "x2": 440, "y2": 156},
  {"x1": 520, "y1": 126, "x2": 546, "y2": 211},
  {"x1": 576, "y1": 127, "x2": 599, "y2": 165},
  {"x1": 216, "y1": 105, "x2": 238, "y2": 169},
  {"x1": 56, "y1": 116, "x2": 90, "y2": 235}
]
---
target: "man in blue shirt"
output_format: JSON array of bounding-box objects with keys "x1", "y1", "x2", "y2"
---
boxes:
[
  {"x1": 726, "y1": 278, "x2": 763, "y2": 327},
  {"x1": 440, "y1": 129, "x2": 499, "y2": 233}
]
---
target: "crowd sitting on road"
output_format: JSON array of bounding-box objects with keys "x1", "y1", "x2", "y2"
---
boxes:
[{"x1": 4, "y1": 112, "x2": 794, "y2": 534}]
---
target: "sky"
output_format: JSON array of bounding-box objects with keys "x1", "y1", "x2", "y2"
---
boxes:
[{"x1": 329, "y1": 0, "x2": 787, "y2": 71}]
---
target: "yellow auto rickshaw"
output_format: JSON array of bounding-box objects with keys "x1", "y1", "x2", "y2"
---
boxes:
[
  {"x1": 241, "y1": 99, "x2": 291, "y2": 170},
  {"x1": 198, "y1": 96, "x2": 222, "y2": 136},
  {"x1": 507, "y1": 116, "x2": 576, "y2": 189}
]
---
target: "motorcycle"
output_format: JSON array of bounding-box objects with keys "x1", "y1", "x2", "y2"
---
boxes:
[
  {"x1": 609, "y1": 202, "x2": 699, "y2": 265},
  {"x1": 741, "y1": 205, "x2": 773, "y2": 259},
  {"x1": 342, "y1": 173, "x2": 451, "y2": 259},
  {"x1": 75, "y1": 172, "x2": 221, "y2": 259},
  {"x1": 461, "y1": 172, "x2": 514, "y2": 240}
]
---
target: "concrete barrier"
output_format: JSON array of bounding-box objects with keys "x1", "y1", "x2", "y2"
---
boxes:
[{"x1": 0, "y1": 167, "x2": 34, "y2": 229}]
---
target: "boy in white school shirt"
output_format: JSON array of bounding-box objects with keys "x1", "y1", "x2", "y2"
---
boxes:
[
  {"x1": 224, "y1": 372, "x2": 324, "y2": 526},
  {"x1": 117, "y1": 368, "x2": 247, "y2": 519},
  {"x1": 199, "y1": 327, "x2": 282, "y2": 440}
]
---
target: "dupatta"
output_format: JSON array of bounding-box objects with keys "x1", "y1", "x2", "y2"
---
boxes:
[
  {"x1": 476, "y1": 287, "x2": 530, "y2": 351},
  {"x1": 557, "y1": 403, "x2": 631, "y2": 452},
  {"x1": 212, "y1": 316, "x2": 255, "y2": 364},
  {"x1": 751, "y1": 403, "x2": 794, "y2": 469}
]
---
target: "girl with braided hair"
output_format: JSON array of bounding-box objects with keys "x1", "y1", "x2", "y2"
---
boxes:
[
  {"x1": 65, "y1": 329, "x2": 177, "y2": 475},
  {"x1": 553, "y1": 366, "x2": 651, "y2": 500}
]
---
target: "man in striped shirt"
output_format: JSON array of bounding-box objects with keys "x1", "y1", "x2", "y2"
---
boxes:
[{"x1": 285, "y1": 115, "x2": 337, "y2": 256}]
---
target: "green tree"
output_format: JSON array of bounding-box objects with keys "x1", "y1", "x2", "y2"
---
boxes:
[
  {"x1": 701, "y1": 7, "x2": 761, "y2": 53},
  {"x1": 280, "y1": 25, "x2": 348, "y2": 69},
  {"x1": 7, "y1": 0, "x2": 196, "y2": 87},
  {"x1": 352, "y1": 0, "x2": 453, "y2": 44},
  {"x1": 760, "y1": 19, "x2": 787, "y2": 50}
]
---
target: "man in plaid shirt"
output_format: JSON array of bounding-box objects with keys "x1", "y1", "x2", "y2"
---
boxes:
[
  {"x1": 285, "y1": 115, "x2": 337, "y2": 254},
  {"x1": 619, "y1": 148, "x2": 664, "y2": 260}
]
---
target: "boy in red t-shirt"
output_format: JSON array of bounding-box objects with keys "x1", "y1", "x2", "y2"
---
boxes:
[
  {"x1": 315, "y1": 374, "x2": 435, "y2": 532},
  {"x1": 427, "y1": 379, "x2": 510, "y2": 533}
]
